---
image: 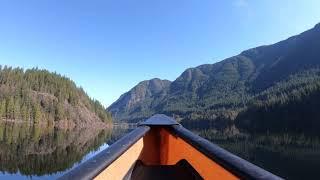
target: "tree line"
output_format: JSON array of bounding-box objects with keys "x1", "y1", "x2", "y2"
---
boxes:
[
  {"x1": 175, "y1": 68, "x2": 320, "y2": 136},
  {"x1": 0, "y1": 65, "x2": 112, "y2": 124},
  {"x1": 236, "y1": 69, "x2": 320, "y2": 136}
]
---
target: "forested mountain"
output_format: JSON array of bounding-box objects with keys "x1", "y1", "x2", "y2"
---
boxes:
[
  {"x1": 0, "y1": 66, "x2": 112, "y2": 128},
  {"x1": 109, "y1": 78, "x2": 171, "y2": 121},
  {"x1": 109, "y1": 23, "x2": 320, "y2": 135}
]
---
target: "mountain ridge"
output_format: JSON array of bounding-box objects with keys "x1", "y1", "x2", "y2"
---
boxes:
[{"x1": 108, "y1": 22, "x2": 320, "y2": 133}]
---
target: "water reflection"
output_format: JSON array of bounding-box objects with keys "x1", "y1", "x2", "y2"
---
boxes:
[
  {"x1": 0, "y1": 121, "x2": 129, "y2": 179},
  {"x1": 194, "y1": 127, "x2": 320, "y2": 180}
]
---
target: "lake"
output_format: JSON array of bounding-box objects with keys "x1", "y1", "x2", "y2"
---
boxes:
[
  {"x1": 0, "y1": 122, "x2": 130, "y2": 179},
  {"x1": 0, "y1": 122, "x2": 319, "y2": 180},
  {"x1": 197, "y1": 128, "x2": 320, "y2": 180}
]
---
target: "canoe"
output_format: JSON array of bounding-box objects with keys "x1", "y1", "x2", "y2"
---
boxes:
[{"x1": 59, "y1": 114, "x2": 282, "y2": 180}]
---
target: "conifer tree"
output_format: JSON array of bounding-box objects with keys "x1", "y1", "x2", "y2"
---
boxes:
[
  {"x1": 33, "y1": 103, "x2": 41, "y2": 124},
  {"x1": 14, "y1": 98, "x2": 21, "y2": 120},
  {"x1": 6, "y1": 97, "x2": 15, "y2": 119},
  {"x1": 0, "y1": 100, "x2": 5, "y2": 118}
]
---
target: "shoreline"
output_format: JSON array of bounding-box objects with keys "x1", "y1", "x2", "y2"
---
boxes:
[{"x1": 0, "y1": 118, "x2": 112, "y2": 130}]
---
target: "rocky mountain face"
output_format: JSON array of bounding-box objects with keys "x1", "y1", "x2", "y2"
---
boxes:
[
  {"x1": 108, "y1": 78, "x2": 171, "y2": 121},
  {"x1": 108, "y1": 23, "x2": 320, "y2": 135}
]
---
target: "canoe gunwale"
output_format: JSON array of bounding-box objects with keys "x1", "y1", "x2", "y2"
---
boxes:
[
  {"x1": 59, "y1": 114, "x2": 282, "y2": 180},
  {"x1": 59, "y1": 126, "x2": 150, "y2": 180},
  {"x1": 168, "y1": 124, "x2": 283, "y2": 180}
]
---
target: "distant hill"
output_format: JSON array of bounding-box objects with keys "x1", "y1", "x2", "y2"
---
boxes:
[
  {"x1": 109, "y1": 78, "x2": 171, "y2": 121},
  {"x1": 0, "y1": 66, "x2": 112, "y2": 129},
  {"x1": 108, "y1": 23, "x2": 320, "y2": 134}
]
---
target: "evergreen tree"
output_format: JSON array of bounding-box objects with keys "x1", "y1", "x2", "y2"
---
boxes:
[
  {"x1": 0, "y1": 100, "x2": 5, "y2": 118},
  {"x1": 6, "y1": 97, "x2": 15, "y2": 119},
  {"x1": 55, "y1": 102, "x2": 64, "y2": 121},
  {"x1": 33, "y1": 103, "x2": 41, "y2": 124},
  {"x1": 14, "y1": 98, "x2": 21, "y2": 120},
  {"x1": 20, "y1": 105, "x2": 28, "y2": 121}
]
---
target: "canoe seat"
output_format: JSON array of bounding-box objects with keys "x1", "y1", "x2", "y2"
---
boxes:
[{"x1": 129, "y1": 160, "x2": 203, "y2": 180}]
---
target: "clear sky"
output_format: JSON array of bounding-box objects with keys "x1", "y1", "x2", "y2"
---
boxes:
[{"x1": 0, "y1": 0, "x2": 319, "y2": 107}]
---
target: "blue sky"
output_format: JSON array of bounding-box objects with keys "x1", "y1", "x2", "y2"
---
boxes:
[{"x1": 0, "y1": 0, "x2": 319, "y2": 107}]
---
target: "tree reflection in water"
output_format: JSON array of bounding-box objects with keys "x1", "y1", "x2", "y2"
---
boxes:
[{"x1": 0, "y1": 121, "x2": 128, "y2": 179}]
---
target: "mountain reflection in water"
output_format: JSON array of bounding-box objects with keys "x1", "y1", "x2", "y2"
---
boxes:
[{"x1": 0, "y1": 121, "x2": 130, "y2": 179}]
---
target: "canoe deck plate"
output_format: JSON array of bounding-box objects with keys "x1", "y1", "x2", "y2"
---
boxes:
[{"x1": 139, "y1": 114, "x2": 179, "y2": 126}]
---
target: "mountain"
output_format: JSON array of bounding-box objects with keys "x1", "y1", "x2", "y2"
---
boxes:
[
  {"x1": 108, "y1": 23, "x2": 320, "y2": 135},
  {"x1": 109, "y1": 78, "x2": 171, "y2": 121},
  {"x1": 0, "y1": 66, "x2": 112, "y2": 129}
]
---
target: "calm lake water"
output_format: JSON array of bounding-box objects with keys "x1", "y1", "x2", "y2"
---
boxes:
[
  {"x1": 0, "y1": 122, "x2": 319, "y2": 180},
  {"x1": 0, "y1": 122, "x2": 130, "y2": 179},
  {"x1": 214, "y1": 138, "x2": 320, "y2": 180},
  {"x1": 195, "y1": 127, "x2": 320, "y2": 180}
]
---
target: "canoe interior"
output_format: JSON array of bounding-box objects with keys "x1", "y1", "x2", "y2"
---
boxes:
[
  {"x1": 94, "y1": 127, "x2": 238, "y2": 180},
  {"x1": 59, "y1": 114, "x2": 281, "y2": 180}
]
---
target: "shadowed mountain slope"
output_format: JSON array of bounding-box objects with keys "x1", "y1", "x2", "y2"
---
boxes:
[{"x1": 109, "y1": 23, "x2": 320, "y2": 135}]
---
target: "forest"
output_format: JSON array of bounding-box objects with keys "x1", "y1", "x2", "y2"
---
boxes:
[
  {"x1": 0, "y1": 66, "x2": 112, "y2": 125},
  {"x1": 179, "y1": 68, "x2": 320, "y2": 136},
  {"x1": 235, "y1": 69, "x2": 320, "y2": 136}
]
